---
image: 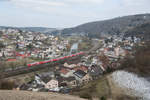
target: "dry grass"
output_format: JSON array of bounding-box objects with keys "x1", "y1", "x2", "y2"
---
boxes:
[
  {"x1": 0, "y1": 90, "x2": 86, "y2": 100},
  {"x1": 72, "y1": 76, "x2": 110, "y2": 99}
]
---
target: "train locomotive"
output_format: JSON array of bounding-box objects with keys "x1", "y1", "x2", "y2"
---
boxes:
[{"x1": 27, "y1": 52, "x2": 84, "y2": 67}]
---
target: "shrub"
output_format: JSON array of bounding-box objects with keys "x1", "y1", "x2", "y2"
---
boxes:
[
  {"x1": 0, "y1": 80, "x2": 15, "y2": 90},
  {"x1": 121, "y1": 42, "x2": 150, "y2": 77},
  {"x1": 100, "y1": 96, "x2": 106, "y2": 100},
  {"x1": 79, "y1": 92, "x2": 92, "y2": 100}
]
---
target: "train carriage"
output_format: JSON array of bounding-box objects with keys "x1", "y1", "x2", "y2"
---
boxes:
[{"x1": 27, "y1": 52, "x2": 84, "y2": 67}]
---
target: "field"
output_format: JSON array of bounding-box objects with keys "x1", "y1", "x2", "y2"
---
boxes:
[
  {"x1": 0, "y1": 90, "x2": 86, "y2": 100},
  {"x1": 72, "y1": 76, "x2": 111, "y2": 99}
]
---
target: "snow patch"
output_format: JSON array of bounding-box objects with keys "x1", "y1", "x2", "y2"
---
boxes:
[{"x1": 112, "y1": 70, "x2": 150, "y2": 100}]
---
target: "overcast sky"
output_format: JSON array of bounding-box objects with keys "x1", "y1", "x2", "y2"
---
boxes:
[{"x1": 0, "y1": 0, "x2": 150, "y2": 28}]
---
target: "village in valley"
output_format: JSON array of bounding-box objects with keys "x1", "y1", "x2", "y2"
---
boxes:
[{"x1": 0, "y1": 27, "x2": 142, "y2": 93}]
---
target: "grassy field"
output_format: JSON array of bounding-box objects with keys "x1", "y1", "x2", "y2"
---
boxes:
[
  {"x1": 72, "y1": 76, "x2": 111, "y2": 99},
  {"x1": 0, "y1": 90, "x2": 86, "y2": 100}
]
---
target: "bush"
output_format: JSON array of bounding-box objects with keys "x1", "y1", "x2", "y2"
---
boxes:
[
  {"x1": 0, "y1": 80, "x2": 15, "y2": 90},
  {"x1": 116, "y1": 95, "x2": 138, "y2": 100},
  {"x1": 100, "y1": 96, "x2": 106, "y2": 100},
  {"x1": 79, "y1": 92, "x2": 92, "y2": 100}
]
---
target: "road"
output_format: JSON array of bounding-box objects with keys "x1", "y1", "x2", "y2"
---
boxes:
[{"x1": 86, "y1": 39, "x2": 103, "y2": 54}]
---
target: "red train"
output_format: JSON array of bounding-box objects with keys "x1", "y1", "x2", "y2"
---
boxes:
[{"x1": 27, "y1": 52, "x2": 84, "y2": 67}]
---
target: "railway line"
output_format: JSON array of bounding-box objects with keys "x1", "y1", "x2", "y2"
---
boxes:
[
  {"x1": 0, "y1": 40, "x2": 102, "y2": 79},
  {"x1": 0, "y1": 56, "x2": 83, "y2": 79}
]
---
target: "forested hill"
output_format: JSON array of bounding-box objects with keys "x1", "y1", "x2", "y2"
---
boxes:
[
  {"x1": 18, "y1": 27, "x2": 57, "y2": 33},
  {"x1": 0, "y1": 26, "x2": 57, "y2": 34},
  {"x1": 125, "y1": 22, "x2": 150, "y2": 40},
  {"x1": 61, "y1": 14, "x2": 150, "y2": 38},
  {"x1": 1, "y1": 14, "x2": 150, "y2": 38}
]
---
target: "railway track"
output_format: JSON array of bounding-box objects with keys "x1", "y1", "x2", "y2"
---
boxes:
[
  {"x1": 0, "y1": 40, "x2": 102, "y2": 79},
  {"x1": 0, "y1": 56, "x2": 82, "y2": 79}
]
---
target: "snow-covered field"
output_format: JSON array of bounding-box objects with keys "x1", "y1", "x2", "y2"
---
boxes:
[{"x1": 112, "y1": 70, "x2": 150, "y2": 100}]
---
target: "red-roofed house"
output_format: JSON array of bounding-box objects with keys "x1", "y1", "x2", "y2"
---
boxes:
[
  {"x1": 73, "y1": 66, "x2": 88, "y2": 73},
  {"x1": 7, "y1": 59, "x2": 16, "y2": 62},
  {"x1": 16, "y1": 52, "x2": 30, "y2": 59}
]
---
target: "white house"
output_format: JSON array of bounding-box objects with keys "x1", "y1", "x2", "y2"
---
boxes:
[{"x1": 45, "y1": 79, "x2": 59, "y2": 90}]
